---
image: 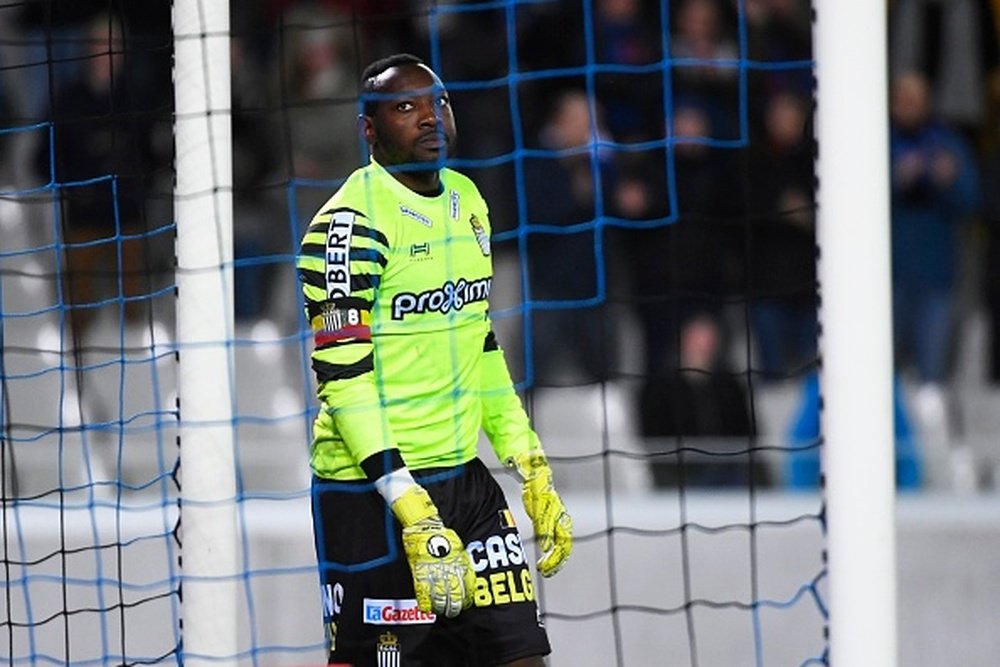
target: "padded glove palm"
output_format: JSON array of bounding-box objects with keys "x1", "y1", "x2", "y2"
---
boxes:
[{"x1": 391, "y1": 484, "x2": 475, "y2": 618}]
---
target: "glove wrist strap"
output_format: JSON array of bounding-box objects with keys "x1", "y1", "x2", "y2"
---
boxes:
[
  {"x1": 506, "y1": 449, "x2": 549, "y2": 481},
  {"x1": 390, "y1": 483, "x2": 438, "y2": 527}
]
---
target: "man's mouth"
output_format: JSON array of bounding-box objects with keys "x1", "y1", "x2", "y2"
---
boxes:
[{"x1": 418, "y1": 133, "x2": 446, "y2": 149}]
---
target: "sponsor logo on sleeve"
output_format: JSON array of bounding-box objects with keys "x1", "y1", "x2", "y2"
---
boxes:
[
  {"x1": 362, "y1": 598, "x2": 437, "y2": 625},
  {"x1": 325, "y1": 211, "x2": 355, "y2": 299}
]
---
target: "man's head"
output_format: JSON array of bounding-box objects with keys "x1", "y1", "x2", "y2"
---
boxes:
[
  {"x1": 890, "y1": 71, "x2": 931, "y2": 132},
  {"x1": 85, "y1": 13, "x2": 125, "y2": 91},
  {"x1": 359, "y1": 54, "x2": 457, "y2": 173}
]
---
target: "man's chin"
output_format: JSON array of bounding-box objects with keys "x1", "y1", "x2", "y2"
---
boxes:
[
  {"x1": 387, "y1": 156, "x2": 446, "y2": 174},
  {"x1": 410, "y1": 151, "x2": 448, "y2": 168}
]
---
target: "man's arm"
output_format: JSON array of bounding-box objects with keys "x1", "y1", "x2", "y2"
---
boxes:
[
  {"x1": 297, "y1": 205, "x2": 394, "y2": 461},
  {"x1": 479, "y1": 331, "x2": 541, "y2": 460},
  {"x1": 479, "y1": 330, "x2": 573, "y2": 577}
]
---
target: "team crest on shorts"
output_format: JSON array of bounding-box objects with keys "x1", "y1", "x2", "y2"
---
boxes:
[
  {"x1": 469, "y1": 214, "x2": 490, "y2": 256},
  {"x1": 377, "y1": 630, "x2": 401, "y2": 667}
]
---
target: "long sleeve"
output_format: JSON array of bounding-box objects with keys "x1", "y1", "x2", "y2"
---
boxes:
[
  {"x1": 297, "y1": 204, "x2": 398, "y2": 467},
  {"x1": 480, "y1": 330, "x2": 542, "y2": 463}
]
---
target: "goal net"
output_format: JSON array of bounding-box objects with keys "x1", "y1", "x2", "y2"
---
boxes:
[{"x1": 0, "y1": 1, "x2": 833, "y2": 665}]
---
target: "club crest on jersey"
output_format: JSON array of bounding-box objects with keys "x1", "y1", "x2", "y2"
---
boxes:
[{"x1": 469, "y1": 214, "x2": 490, "y2": 256}]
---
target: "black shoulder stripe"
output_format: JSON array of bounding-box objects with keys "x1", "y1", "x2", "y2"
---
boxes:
[
  {"x1": 350, "y1": 247, "x2": 388, "y2": 268},
  {"x1": 351, "y1": 274, "x2": 381, "y2": 291},
  {"x1": 306, "y1": 207, "x2": 367, "y2": 235},
  {"x1": 352, "y1": 224, "x2": 389, "y2": 248},
  {"x1": 302, "y1": 228, "x2": 387, "y2": 258},
  {"x1": 300, "y1": 242, "x2": 326, "y2": 257},
  {"x1": 312, "y1": 353, "x2": 374, "y2": 383},
  {"x1": 298, "y1": 267, "x2": 326, "y2": 290},
  {"x1": 319, "y1": 206, "x2": 366, "y2": 219}
]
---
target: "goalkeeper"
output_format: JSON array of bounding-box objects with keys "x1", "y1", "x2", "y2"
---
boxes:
[{"x1": 296, "y1": 53, "x2": 572, "y2": 666}]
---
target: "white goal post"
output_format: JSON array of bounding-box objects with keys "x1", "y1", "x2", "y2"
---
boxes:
[
  {"x1": 815, "y1": 0, "x2": 898, "y2": 665},
  {"x1": 173, "y1": 0, "x2": 240, "y2": 664}
]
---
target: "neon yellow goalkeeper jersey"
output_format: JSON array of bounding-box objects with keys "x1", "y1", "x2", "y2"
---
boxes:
[{"x1": 297, "y1": 159, "x2": 539, "y2": 480}]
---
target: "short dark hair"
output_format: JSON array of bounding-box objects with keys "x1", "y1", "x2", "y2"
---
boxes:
[{"x1": 360, "y1": 53, "x2": 426, "y2": 116}]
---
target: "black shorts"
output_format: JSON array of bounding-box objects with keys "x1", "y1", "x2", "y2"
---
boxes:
[{"x1": 312, "y1": 457, "x2": 551, "y2": 667}]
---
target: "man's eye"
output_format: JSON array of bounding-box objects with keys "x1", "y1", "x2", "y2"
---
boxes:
[
  {"x1": 397, "y1": 101, "x2": 414, "y2": 112},
  {"x1": 437, "y1": 96, "x2": 450, "y2": 107}
]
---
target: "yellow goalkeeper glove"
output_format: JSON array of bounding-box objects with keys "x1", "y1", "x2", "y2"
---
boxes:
[
  {"x1": 507, "y1": 450, "x2": 573, "y2": 577},
  {"x1": 391, "y1": 484, "x2": 475, "y2": 618}
]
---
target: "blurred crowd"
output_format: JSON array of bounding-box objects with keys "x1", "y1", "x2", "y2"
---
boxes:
[{"x1": 0, "y1": 0, "x2": 998, "y2": 490}]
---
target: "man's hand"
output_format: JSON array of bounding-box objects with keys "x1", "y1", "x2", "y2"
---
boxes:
[
  {"x1": 507, "y1": 450, "x2": 573, "y2": 577},
  {"x1": 391, "y1": 484, "x2": 475, "y2": 618}
]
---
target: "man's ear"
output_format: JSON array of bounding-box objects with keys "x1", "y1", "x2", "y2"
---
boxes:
[{"x1": 359, "y1": 114, "x2": 375, "y2": 146}]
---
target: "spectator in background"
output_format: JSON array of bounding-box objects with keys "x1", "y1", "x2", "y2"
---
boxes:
[
  {"x1": 523, "y1": 89, "x2": 620, "y2": 384},
  {"x1": 889, "y1": 0, "x2": 997, "y2": 147},
  {"x1": 39, "y1": 13, "x2": 157, "y2": 346},
  {"x1": 593, "y1": 0, "x2": 663, "y2": 144},
  {"x1": 231, "y1": 4, "x2": 362, "y2": 322},
  {"x1": 231, "y1": 33, "x2": 286, "y2": 322},
  {"x1": 745, "y1": 89, "x2": 818, "y2": 381},
  {"x1": 242, "y1": 0, "x2": 417, "y2": 68},
  {"x1": 745, "y1": 0, "x2": 813, "y2": 108},
  {"x1": 13, "y1": 2, "x2": 106, "y2": 122},
  {"x1": 277, "y1": 4, "x2": 362, "y2": 197},
  {"x1": 670, "y1": 0, "x2": 740, "y2": 121},
  {"x1": 626, "y1": 98, "x2": 742, "y2": 378},
  {"x1": 889, "y1": 70, "x2": 980, "y2": 439},
  {"x1": 639, "y1": 311, "x2": 759, "y2": 487}
]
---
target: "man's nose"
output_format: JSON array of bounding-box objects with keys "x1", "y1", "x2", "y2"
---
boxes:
[{"x1": 417, "y1": 100, "x2": 439, "y2": 127}]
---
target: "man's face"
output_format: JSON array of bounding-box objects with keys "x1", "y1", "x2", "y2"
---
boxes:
[
  {"x1": 890, "y1": 73, "x2": 929, "y2": 131},
  {"x1": 363, "y1": 64, "x2": 457, "y2": 168}
]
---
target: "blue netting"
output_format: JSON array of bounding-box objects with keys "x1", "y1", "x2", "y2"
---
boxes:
[{"x1": 1, "y1": 1, "x2": 824, "y2": 665}]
